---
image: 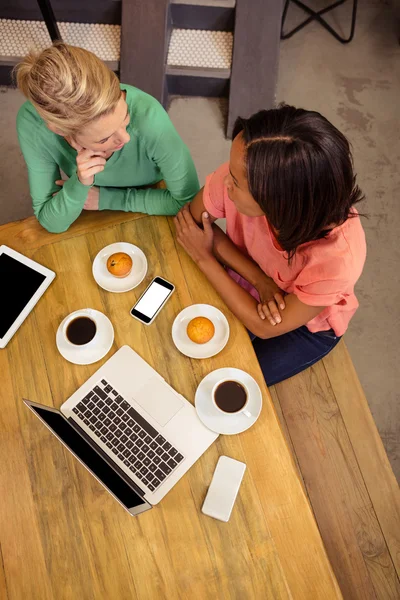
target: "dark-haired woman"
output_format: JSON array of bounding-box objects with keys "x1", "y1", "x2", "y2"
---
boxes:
[{"x1": 174, "y1": 105, "x2": 366, "y2": 386}]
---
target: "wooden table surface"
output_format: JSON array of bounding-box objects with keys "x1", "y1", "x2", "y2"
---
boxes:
[{"x1": 0, "y1": 212, "x2": 342, "y2": 600}]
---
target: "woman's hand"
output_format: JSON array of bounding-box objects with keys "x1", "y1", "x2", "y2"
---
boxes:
[
  {"x1": 67, "y1": 137, "x2": 107, "y2": 186},
  {"x1": 255, "y1": 275, "x2": 286, "y2": 325},
  {"x1": 53, "y1": 180, "x2": 100, "y2": 210},
  {"x1": 174, "y1": 204, "x2": 214, "y2": 264}
]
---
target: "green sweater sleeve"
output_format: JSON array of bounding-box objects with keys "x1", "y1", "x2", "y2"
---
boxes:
[
  {"x1": 17, "y1": 112, "x2": 90, "y2": 233},
  {"x1": 99, "y1": 102, "x2": 199, "y2": 216}
]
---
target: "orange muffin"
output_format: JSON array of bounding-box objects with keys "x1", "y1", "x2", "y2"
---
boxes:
[
  {"x1": 106, "y1": 252, "x2": 133, "y2": 278},
  {"x1": 187, "y1": 317, "x2": 215, "y2": 344}
]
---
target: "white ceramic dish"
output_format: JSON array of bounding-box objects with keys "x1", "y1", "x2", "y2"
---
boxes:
[
  {"x1": 195, "y1": 367, "x2": 262, "y2": 435},
  {"x1": 172, "y1": 304, "x2": 230, "y2": 359},
  {"x1": 92, "y1": 242, "x2": 147, "y2": 293},
  {"x1": 56, "y1": 308, "x2": 114, "y2": 365}
]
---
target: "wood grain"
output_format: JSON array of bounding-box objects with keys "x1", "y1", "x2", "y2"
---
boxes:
[
  {"x1": 0, "y1": 546, "x2": 7, "y2": 600},
  {"x1": 323, "y1": 344, "x2": 400, "y2": 577},
  {"x1": 0, "y1": 214, "x2": 341, "y2": 599},
  {"x1": 2, "y1": 211, "x2": 399, "y2": 599},
  {"x1": 0, "y1": 210, "x2": 145, "y2": 254},
  {"x1": 268, "y1": 384, "x2": 308, "y2": 496},
  {"x1": 170, "y1": 221, "x2": 341, "y2": 598},
  {"x1": 274, "y1": 357, "x2": 400, "y2": 599},
  {"x1": 0, "y1": 340, "x2": 53, "y2": 600}
]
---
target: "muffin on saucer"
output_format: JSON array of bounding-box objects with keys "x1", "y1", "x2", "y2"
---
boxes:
[
  {"x1": 106, "y1": 252, "x2": 133, "y2": 278},
  {"x1": 187, "y1": 317, "x2": 215, "y2": 344}
]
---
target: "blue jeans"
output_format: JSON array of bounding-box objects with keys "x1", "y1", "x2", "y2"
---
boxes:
[{"x1": 250, "y1": 327, "x2": 341, "y2": 386}]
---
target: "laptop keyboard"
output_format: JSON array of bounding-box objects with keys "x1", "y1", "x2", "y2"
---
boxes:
[{"x1": 72, "y1": 379, "x2": 184, "y2": 493}]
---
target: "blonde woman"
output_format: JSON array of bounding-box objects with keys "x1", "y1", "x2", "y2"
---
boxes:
[{"x1": 15, "y1": 43, "x2": 199, "y2": 233}]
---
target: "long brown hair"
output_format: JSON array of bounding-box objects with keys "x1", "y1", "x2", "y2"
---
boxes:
[{"x1": 233, "y1": 105, "x2": 365, "y2": 259}]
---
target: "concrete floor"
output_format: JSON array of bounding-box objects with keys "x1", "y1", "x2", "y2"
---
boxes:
[{"x1": 0, "y1": 1, "x2": 399, "y2": 479}]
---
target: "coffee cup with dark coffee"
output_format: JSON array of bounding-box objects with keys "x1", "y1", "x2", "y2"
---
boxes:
[
  {"x1": 62, "y1": 310, "x2": 99, "y2": 348},
  {"x1": 212, "y1": 378, "x2": 252, "y2": 418}
]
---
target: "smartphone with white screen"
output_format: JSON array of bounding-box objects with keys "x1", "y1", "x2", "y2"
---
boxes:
[{"x1": 130, "y1": 277, "x2": 175, "y2": 325}]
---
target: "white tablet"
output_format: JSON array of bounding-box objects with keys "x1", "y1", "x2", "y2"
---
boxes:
[{"x1": 0, "y1": 245, "x2": 55, "y2": 348}]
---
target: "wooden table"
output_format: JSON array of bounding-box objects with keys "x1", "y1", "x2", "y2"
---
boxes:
[{"x1": 0, "y1": 212, "x2": 342, "y2": 600}]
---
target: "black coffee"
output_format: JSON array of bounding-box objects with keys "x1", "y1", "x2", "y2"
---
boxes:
[
  {"x1": 214, "y1": 381, "x2": 247, "y2": 413},
  {"x1": 66, "y1": 316, "x2": 97, "y2": 346}
]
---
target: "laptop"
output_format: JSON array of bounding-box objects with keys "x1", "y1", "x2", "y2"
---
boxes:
[{"x1": 24, "y1": 345, "x2": 218, "y2": 516}]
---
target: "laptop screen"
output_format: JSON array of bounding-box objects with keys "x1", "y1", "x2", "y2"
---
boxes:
[{"x1": 30, "y1": 405, "x2": 147, "y2": 511}]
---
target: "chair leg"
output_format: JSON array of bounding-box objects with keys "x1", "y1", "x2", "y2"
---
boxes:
[
  {"x1": 281, "y1": 0, "x2": 358, "y2": 44},
  {"x1": 36, "y1": 0, "x2": 62, "y2": 42},
  {"x1": 281, "y1": 0, "x2": 291, "y2": 32}
]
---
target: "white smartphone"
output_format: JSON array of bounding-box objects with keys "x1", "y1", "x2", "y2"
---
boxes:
[
  {"x1": 130, "y1": 276, "x2": 175, "y2": 325},
  {"x1": 202, "y1": 456, "x2": 246, "y2": 522}
]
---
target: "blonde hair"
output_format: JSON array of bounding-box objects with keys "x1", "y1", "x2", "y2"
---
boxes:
[{"x1": 15, "y1": 43, "x2": 121, "y2": 136}]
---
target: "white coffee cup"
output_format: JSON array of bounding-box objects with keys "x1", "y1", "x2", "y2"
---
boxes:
[
  {"x1": 211, "y1": 378, "x2": 252, "y2": 418},
  {"x1": 62, "y1": 309, "x2": 100, "y2": 349}
]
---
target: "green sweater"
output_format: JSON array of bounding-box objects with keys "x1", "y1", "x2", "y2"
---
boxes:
[{"x1": 16, "y1": 84, "x2": 200, "y2": 233}]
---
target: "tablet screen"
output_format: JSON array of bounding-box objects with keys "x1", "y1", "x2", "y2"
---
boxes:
[{"x1": 0, "y1": 253, "x2": 46, "y2": 339}]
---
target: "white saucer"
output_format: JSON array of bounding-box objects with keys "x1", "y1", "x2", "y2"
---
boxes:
[
  {"x1": 195, "y1": 368, "x2": 262, "y2": 435},
  {"x1": 92, "y1": 242, "x2": 148, "y2": 293},
  {"x1": 56, "y1": 309, "x2": 114, "y2": 365},
  {"x1": 172, "y1": 304, "x2": 230, "y2": 359}
]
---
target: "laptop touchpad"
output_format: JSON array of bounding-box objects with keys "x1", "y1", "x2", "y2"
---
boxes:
[{"x1": 133, "y1": 379, "x2": 184, "y2": 427}]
